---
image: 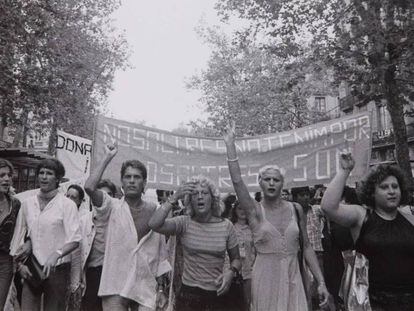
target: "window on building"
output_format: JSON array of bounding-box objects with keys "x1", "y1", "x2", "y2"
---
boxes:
[
  {"x1": 314, "y1": 96, "x2": 326, "y2": 112},
  {"x1": 385, "y1": 149, "x2": 396, "y2": 162},
  {"x1": 371, "y1": 150, "x2": 379, "y2": 161},
  {"x1": 377, "y1": 105, "x2": 391, "y2": 131}
]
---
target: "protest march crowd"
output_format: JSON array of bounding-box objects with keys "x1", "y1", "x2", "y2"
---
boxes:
[{"x1": 0, "y1": 122, "x2": 413, "y2": 311}]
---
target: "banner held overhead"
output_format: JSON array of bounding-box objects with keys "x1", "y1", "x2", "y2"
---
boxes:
[{"x1": 92, "y1": 113, "x2": 371, "y2": 191}]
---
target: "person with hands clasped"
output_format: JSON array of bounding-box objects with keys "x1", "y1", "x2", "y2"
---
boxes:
[
  {"x1": 223, "y1": 122, "x2": 330, "y2": 311},
  {"x1": 321, "y1": 153, "x2": 414, "y2": 311},
  {"x1": 148, "y1": 176, "x2": 242, "y2": 311},
  {"x1": 10, "y1": 158, "x2": 81, "y2": 311}
]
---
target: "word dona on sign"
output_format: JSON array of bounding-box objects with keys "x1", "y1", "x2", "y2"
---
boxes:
[{"x1": 56, "y1": 134, "x2": 92, "y2": 155}]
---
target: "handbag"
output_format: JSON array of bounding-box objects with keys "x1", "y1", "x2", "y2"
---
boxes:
[
  {"x1": 339, "y1": 250, "x2": 371, "y2": 311},
  {"x1": 25, "y1": 255, "x2": 46, "y2": 289}
]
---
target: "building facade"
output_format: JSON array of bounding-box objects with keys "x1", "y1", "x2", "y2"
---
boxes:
[{"x1": 338, "y1": 83, "x2": 414, "y2": 175}]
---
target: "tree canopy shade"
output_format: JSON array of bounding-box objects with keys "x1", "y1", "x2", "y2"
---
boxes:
[
  {"x1": 193, "y1": 0, "x2": 414, "y2": 185},
  {"x1": 186, "y1": 23, "x2": 335, "y2": 137},
  {"x1": 0, "y1": 0, "x2": 129, "y2": 150}
]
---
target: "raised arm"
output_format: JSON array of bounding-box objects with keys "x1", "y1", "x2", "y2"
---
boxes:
[
  {"x1": 148, "y1": 182, "x2": 196, "y2": 235},
  {"x1": 223, "y1": 122, "x2": 258, "y2": 225},
  {"x1": 321, "y1": 153, "x2": 364, "y2": 228},
  {"x1": 84, "y1": 144, "x2": 117, "y2": 207}
]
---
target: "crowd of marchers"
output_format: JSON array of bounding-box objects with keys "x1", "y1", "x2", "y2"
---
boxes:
[{"x1": 0, "y1": 123, "x2": 413, "y2": 311}]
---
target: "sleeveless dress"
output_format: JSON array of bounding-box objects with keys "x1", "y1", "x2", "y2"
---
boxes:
[{"x1": 251, "y1": 204, "x2": 308, "y2": 311}]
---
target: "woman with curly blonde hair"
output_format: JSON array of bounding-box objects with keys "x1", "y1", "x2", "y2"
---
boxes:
[{"x1": 149, "y1": 175, "x2": 241, "y2": 311}]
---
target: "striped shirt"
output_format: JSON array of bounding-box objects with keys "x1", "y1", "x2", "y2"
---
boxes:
[{"x1": 171, "y1": 216, "x2": 238, "y2": 291}]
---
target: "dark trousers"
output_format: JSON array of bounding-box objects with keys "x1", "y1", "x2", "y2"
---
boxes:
[
  {"x1": 82, "y1": 266, "x2": 103, "y2": 311},
  {"x1": 175, "y1": 284, "x2": 236, "y2": 311},
  {"x1": 0, "y1": 251, "x2": 13, "y2": 309},
  {"x1": 21, "y1": 262, "x2": 70, "y2": 311},
  {"x1": 370, "y1": 291, "x2": 414, "y2": 311}
]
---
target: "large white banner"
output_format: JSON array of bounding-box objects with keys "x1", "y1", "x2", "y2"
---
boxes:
[
  {"x1": 93, "y1": 112, "x2": 372, "y2": 191},
  {"x1": 56, "y1": 130, "x2": 92, "y2": 180}
]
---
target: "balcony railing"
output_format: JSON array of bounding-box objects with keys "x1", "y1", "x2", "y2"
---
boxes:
[
  {"x1": 372, "y1": 129, "x2": 394, "y2": 147},
  {"x1": 339, "y1": 95, "x2": 354, "y2": 112}
]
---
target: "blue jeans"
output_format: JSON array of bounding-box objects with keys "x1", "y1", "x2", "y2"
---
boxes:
[{"x1": 0, "y1": 251, "x2": 13, "y2": 309}]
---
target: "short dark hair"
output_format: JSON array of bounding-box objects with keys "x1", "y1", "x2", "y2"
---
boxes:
[
  {"x1": 156, "y1": 189, "x2": 173, "y2": 197},
  {"x1": 120, "y1": 160, "x2": 147, "y2": 180},
  {"x1": 230, "y1": 200, "x2": 239, "y2": 223},
  {"x1": 67, "y1": 184, "x2": 85, "y2": 203},
  {"x1": 222, "y1": 194, "x2": 237, "y2": 219},
  {"x1": 36, "y1": 159, "x2": 65, "y2": 180},
  {"x1": 97, "y1": 179, "x2": 117, "y2": 197},
  {"x1": 291, "y1": 186, "x2": 310, "y2": 200},
  {"x1": 254, "y1": 191, "x2": 262, "y2": 202},
  {"x1": 0, "y1": 158, "x2": 14, "y2": 175},
  {"x1": 359, "y1": 164, "x2": 410, "y2": 208},
  {"x1": 342, "y1": 186, "x2": 360, "y2": 205},
  {"x1": 281, "y1": 189, "x2": 290, "y2": 195}
]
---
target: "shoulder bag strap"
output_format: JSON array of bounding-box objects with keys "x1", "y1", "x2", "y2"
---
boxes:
[
  {"x1": 292, "y1": 202, "x2": 304, "y2": 251},
  {"x1": 400, "y1": 210, "x2": 414, "y2": 226}
]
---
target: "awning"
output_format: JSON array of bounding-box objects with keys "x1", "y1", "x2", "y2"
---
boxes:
[{"x1": 0, "y1": 148, "x2": 53, "y2": 168}]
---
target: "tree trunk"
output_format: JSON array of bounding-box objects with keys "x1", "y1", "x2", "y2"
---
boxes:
[
  {"x1": 0, "y1": 115, "x2": 6, "y2": 141},
  {"x1": 47, "y1": 119, "x2": 57, "y2": 156},
  {"x1": 384, "y1": 65, "x2": 414, "y2": 189},
  {"x1": 12, "y1": 109, "x2": 29, "y2": 148}
]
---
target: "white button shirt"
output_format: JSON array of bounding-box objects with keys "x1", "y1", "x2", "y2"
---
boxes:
[{"x1": 11, "y1": 191, "x2": 81, "y2": 266}]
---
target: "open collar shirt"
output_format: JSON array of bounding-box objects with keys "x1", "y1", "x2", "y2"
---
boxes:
[
  {"x1": 98, "y1": 193, "x2": 171, "y2": 309},
  {"x1": 11, "y1": 191, "x2": 81, "y2": 266}
]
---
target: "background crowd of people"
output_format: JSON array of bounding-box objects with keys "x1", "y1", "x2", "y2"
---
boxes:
[{"x1": 0, "y1": 125, "x2": 413, "y2": 311}]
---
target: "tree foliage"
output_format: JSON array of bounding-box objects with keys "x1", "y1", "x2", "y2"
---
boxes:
[
  {"x1": 203, "y1": 0, "x2": 414, "y2": 184},
  {"x1": 0, "y1": 0, "x2": 129, "y2": 148},
  {"x1": 187, "y1": 25, "x2": 335, "y2": 137}
]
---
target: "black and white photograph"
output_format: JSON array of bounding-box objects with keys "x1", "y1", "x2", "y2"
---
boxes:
[{"x1": 1, "y1": 0, "x2": 414, "y2": 310}]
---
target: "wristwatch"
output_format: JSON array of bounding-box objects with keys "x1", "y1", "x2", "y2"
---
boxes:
[{"x1": 56, "y1": 249, "x2": 63, "y2": 257}]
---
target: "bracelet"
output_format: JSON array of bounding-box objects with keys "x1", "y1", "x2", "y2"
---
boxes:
[
  {"x1": 227, "y1": 157, "x2": 239, "y2": 162},
  {"x1": 230, "y1": 266, "x2": 240, "y2": 277}
]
